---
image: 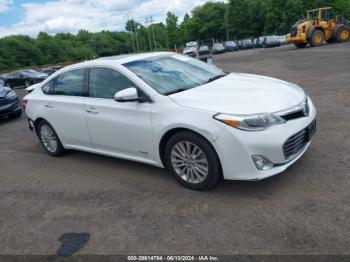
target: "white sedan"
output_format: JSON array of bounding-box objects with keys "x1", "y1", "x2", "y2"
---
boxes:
[{"x1": 23, "y1": 52, "x2": 316, "y2": 190}]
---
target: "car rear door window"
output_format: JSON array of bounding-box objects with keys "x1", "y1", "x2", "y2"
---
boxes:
[
  {"x1": 53, "y1": 69, "x2": 84, "y2": 96},
  {"x1": 89, "y1": 68, "x2": 135, "y2": 99},
  {"x1": 42, "y1": 80, "x2": 55, "y2": 94}
]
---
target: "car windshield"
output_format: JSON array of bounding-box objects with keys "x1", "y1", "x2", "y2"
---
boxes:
[
  {"x1": 214, "y1": 44, "x2": 224, "y2": 48},
  {"x1": 242, "y1": 40, "x2": 252, "y2": 44},
  {"x1": 225, "y1": 41, "x2": 236, "y2": 46},
  {"x1": 123, "y1": 55, "x2": 226, "y2": 95}
]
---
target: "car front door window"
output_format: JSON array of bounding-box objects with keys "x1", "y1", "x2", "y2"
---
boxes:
[{"x1": 89, "y1": 68, "x2": 136, "y2": 99}]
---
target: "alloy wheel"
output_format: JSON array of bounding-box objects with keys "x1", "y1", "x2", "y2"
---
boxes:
[
  {"x1": 170, "y1": 141, "x2": 209, "y2": 184},
  {"x1": 40, "y1": 125, "x2": 58, "y2": 153}
]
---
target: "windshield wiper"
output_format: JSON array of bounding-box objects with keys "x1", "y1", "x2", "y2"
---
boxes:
[
  {"x1": 206, "y1": 73, "x2": 227, "y2": 83},
  {"x1": 164, "y1": 88, "x2": 189, "y2": 96}
]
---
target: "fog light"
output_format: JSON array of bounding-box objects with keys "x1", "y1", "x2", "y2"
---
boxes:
[{"x1": 252, "y1": 155, "x2": 274, "y2": 170}]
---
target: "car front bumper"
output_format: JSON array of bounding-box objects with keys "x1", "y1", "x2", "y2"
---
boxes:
[
  {"x1": 0, "y1": 97, "x2": 22, "y2": 118},
  {"x1": 213, "y1": 98, "x2": 316, "y2": 181}
]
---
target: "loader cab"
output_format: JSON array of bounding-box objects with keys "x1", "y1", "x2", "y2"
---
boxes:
[{"x1": 307, "y1": 7, "x2": 333, "y2": 22}]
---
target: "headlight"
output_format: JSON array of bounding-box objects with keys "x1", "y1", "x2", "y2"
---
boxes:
[
  {"x1": 214, "y1": 113, "x2": 286, "y2": 131},
  {"x1": 6, "y1": 90, "x2": 16, "y2": 98}
]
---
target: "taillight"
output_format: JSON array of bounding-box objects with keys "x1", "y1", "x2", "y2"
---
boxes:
[{"x1": 21, "y1": 99, "x2": 28, "y2": 109}]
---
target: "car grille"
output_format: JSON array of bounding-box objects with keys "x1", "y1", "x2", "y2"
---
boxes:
[
  {"x1": 283, "y1": 128, "x2": 309, "y2": 159},
  {"x1": 283, "y1": 120, "x2": 316, "y2": 160},
  {"x1": 280, "y1": 109, "x2": 306, "y2": 121}
]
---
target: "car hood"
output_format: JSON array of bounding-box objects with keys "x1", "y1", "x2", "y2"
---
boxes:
[
  {"x1": 169, "y1": 73, "x2": 306, "y2": 114},
  {"x1": 0, "y1": 85, "x2": 11, "y2": 98}
]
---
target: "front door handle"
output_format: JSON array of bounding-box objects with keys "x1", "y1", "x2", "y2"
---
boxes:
[
  {"x1": 45, "y1": 104, "x2": 54, "y2": 109},
  {"x1": 86, "y1": 108, "x2": 99, "y2": 115}
]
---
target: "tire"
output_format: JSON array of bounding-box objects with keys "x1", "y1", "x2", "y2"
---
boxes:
[
  {"x1": 37, "y1": 120, "x2": 65, "y2": 156},
  {"x1": 295, "y1": 43, "x2": 307, "y2": 48},
  {"x1": 164, "y1": 131, "x2": 222, "y2": 190},
  {"x1": 309, "y1": 30, "x2": 324, "y2": 47},
  {"x1": 336, "y1": 26, "x2": 350, "y2": 43}
]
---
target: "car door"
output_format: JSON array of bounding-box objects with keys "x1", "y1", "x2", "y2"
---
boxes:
[
  {"x1": 84, "y1": 67, "x2": 154, "y2": 162},
  {"x1": 41, "y1": 68, "x2": 92, "y2": 149}
]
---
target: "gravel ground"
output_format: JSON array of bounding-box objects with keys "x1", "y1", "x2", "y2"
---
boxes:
[{"x1": 0, "y1": 43, "x2": 349, "y2": 255}]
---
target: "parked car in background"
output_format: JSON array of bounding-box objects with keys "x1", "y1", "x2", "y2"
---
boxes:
[
  {"x1": 183, "y1": 41, "x2": 198, "y2": 57},
  {"x1": 224, "y1": 41, "x2": 238, "y2": 51},
  {"x1": 198, "y1": 45, "x2": 211, "y2": 62},
  {"x1": 24, "y1": 52, "x2": 316, "y2": 190},
  {"x1": 240, "y1": 39, "x2": 254, "y2": 50},
  {"x1": 211, "y1": 43, "x2": 226, "y2": 54},
  {"x1": 263, "y1": 36, "x2": 281, "y2": 48},
  {"x1": 39, "y1": 66, "x2": 63, "y2": 76},
  {"x1": 4, "y1": 69, "x2": 48, "y2": 88},
  {"x1": 0, "y1": 80, "x2": 22, "y2": 119},
  {"x1": 254, "y1": 37, "x2": 265, "y2": 48}
]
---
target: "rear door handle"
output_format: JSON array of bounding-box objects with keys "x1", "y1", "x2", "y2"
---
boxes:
[
  {"x1": 86, "y1": 108, "x2": 99, "y2": 115},
  {"x1": 45, "y1": 104, "x2": 54, "y2": 108}
]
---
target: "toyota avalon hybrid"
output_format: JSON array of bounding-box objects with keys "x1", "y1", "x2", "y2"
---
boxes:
[{"x1": 23, "y1": 52, "x2": 316, "y2": 190}]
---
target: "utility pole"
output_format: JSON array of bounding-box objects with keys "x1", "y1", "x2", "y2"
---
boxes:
[
  {"x1": 150, "y1": 16, "x2": 157, "y2": 50},
  {"x1": 146, "y1": 17, "x2": 152, "y2": 51},
  {"x1": 134, "y1": 23, "x2": 140, "y2": 53},
  {"x1": 130, "y1": 32, "x2": 135, "y2": 53}
]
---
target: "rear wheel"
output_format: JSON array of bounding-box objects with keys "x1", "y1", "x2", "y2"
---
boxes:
[
  {"x1": 165, "y1": 131, "x2": 222, "y2": 190},
  {"x1": 295, "y1": 43, "x2": 307, "y2": 48},
  {"x1": 309, "y1": 30, "x2": 324, "y2": 47},
  {"x1": 37, "y1": 120, "x2": 65, "y2": 156},
  {"x1": 336, "y1": 26, "x2": 350, "y2": 43}
]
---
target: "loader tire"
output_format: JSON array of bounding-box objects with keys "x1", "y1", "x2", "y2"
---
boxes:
[
  {"x1": 309, "y1": 30, "x2": 324, "y2": 47},
  {"x1": 336, "y1": 26, "x2": 350, "y2": 43}
]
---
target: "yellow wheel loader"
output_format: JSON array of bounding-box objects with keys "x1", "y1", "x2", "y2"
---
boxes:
[{"x1": 286, "y1": 7, "x2": 350, "y2": 48}]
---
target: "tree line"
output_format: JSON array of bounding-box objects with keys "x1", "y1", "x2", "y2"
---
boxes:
[{"x1": 0, "y1": 0, "x2": 349, "y2": 71}]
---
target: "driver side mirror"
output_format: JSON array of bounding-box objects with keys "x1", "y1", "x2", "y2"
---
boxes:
[{"x1": 114, "y1": 87, "x2": 140, "y2": 102}]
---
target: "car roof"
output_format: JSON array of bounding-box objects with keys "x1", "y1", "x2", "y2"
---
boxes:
[{"x1": 62, "y1": 52, "x2": 174, "y2": 72}]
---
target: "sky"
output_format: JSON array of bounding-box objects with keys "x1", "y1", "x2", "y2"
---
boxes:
[{"x1": 0, "y1": 0, "x2": 225, "y2": 37}]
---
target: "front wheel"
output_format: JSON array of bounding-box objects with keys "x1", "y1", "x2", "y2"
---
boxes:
[
  {"x1": 309, "y1": 30, "x2": 324, "y2": 47},
  {"x1": 37, "y1": 120, "x2": 65, "y2": 156},
  {"x1": 165, "y1": 131, "x2": 222, "y2": 190}
]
